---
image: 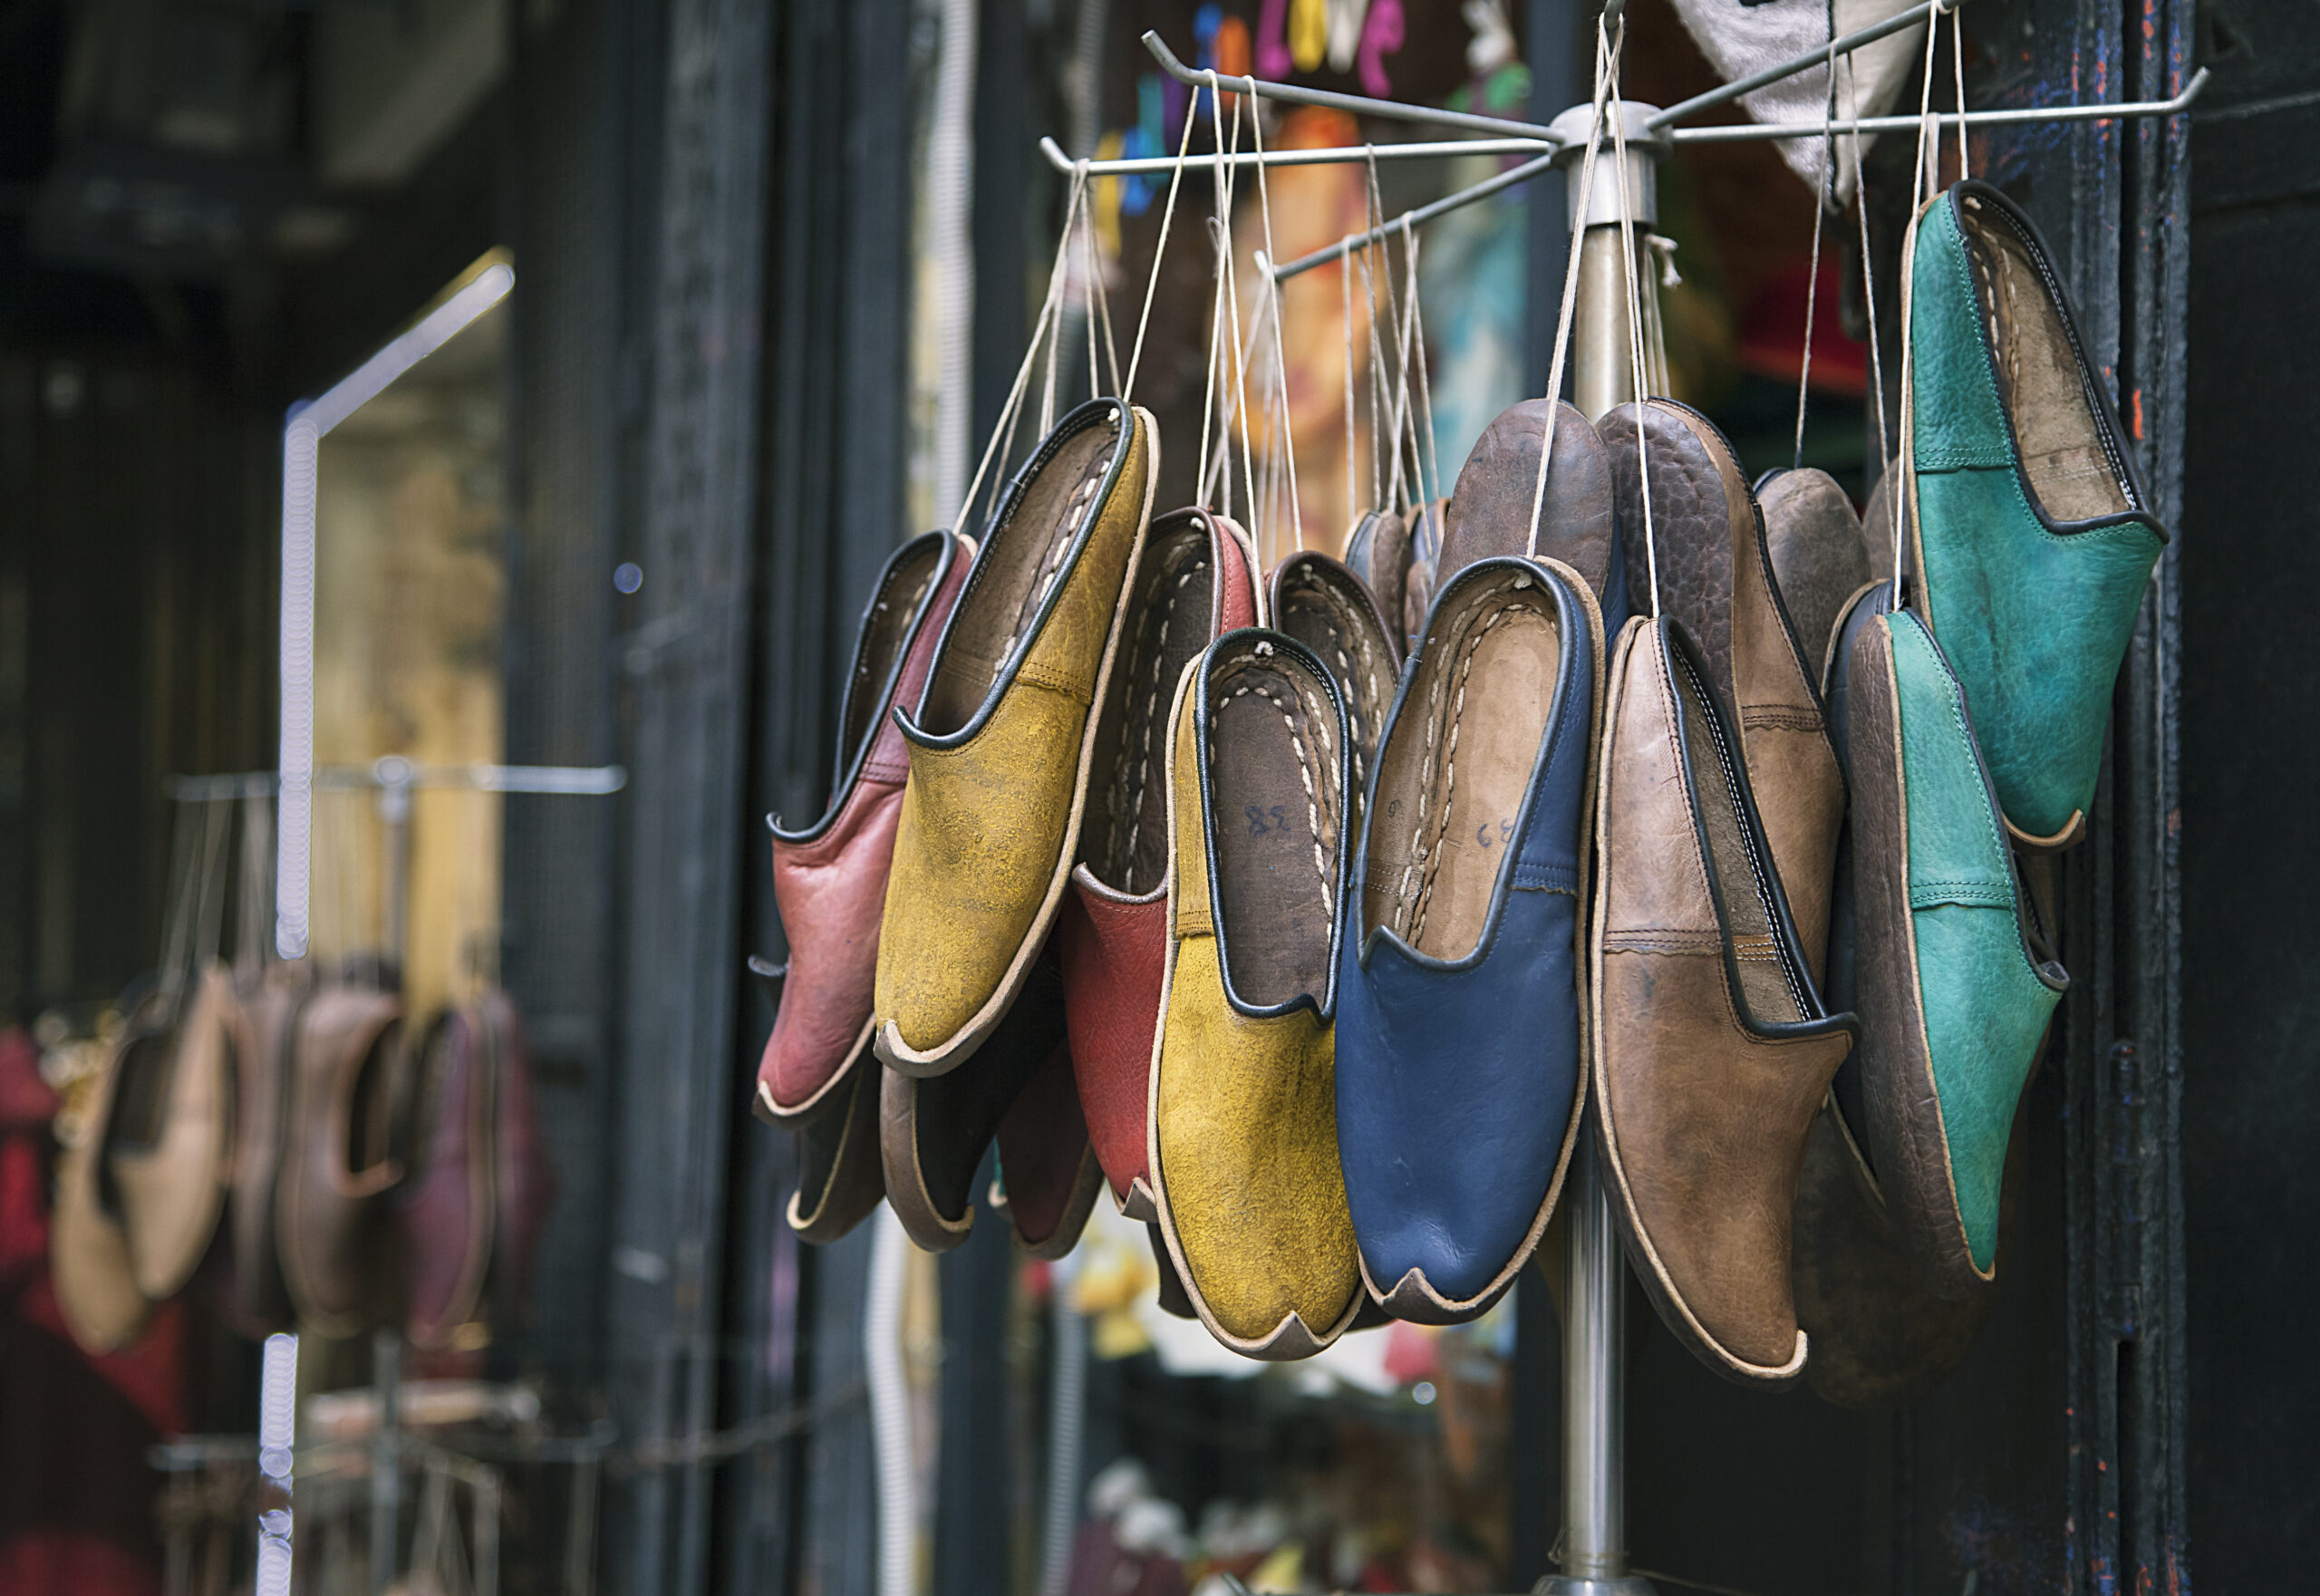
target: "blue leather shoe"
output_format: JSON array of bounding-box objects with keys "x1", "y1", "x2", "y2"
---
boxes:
[{"x1": 1334, "y1": 556, "x2": 1603, "y2": 1323}]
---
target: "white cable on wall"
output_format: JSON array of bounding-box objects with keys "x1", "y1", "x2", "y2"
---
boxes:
[
  {"x1": 865, "y1": 1206, "x2": 917, "y2": 1596},
  {"x1": 929, "y1": 0, "x2": 979, "y2": 528}
]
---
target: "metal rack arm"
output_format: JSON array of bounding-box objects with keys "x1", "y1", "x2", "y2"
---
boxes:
[
  {"x1": 1142, "y1": 32, "x2": 1563, "y2": 143},
  {"x1": 1036, "y1": 132, "x2": 1552, "y2": 178},
  {"x1": 1668, "y1": 66, "x2": 2210, "y2": 142},
  {"x1": 1269, "y1": 150, "x2": 1561, "y2": 282}
]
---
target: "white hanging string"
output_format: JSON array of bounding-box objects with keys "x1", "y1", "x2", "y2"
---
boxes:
[
  {"x1": 958, "y1": 168, "x2": 1089, "y2": 539},
  {"x1": 1524, "y1": 17, "x2": 1617, "y2": 561},
  {"x1": 1357, "y1": 150, "x2": 1394, "y2": 515},
  {"x1": 1123, "y1": 82, "x2": 1204, "y2": 405},
  {"x1": 1406, "y1": 216, "x2": 1445, "y2": 556},
  {"x1": 1793, "y1": 35, "x2": 1839, "y2": 472},
  {"x1": 1842, "y1": 58, "x2": 1892, "y2": 497},
  {"x1": 1383, "y1": 225, "x2": 1424, "y2": 513},
  {"x1": 1244, "y1": 91, "x2": 1300, "y2": 557},
  {"x1": 1207, "y1": 78, "x2": 1263, "y2": 527},
  {"x1": 1340, "y1": 252, "x2": 1358, "y2": 523},
  {"x1": 1890, "y1": 0, "x2": 1946, "y2": 607},
  {"x1": 1607, "y1": 24, "x2": 1663, "y2": 618},
  {"x1": 1951, "y1": 6, "x2": 1971, "y2": 181}
]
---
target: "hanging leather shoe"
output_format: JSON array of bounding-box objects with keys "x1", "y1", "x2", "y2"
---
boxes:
[
  {"x1": 787, "y1": 1034, "x2": 885, "y2": 1244},
  {"x1": 1148, "y1": 631, "x2": 1362, "y2": 1359},
  {"x1": 881, "y1": 951, "x2": 1077, "y2": 1253},
  {"x1": 221, "y1": 967, "x2": 311, "y2": 1333},
  {"x1": 401, "y1": 1001, "x2": 497, "y2": 1349},
  {"x1": 1340, "y1": 508, "x2": 1411, "y2": 637},
  {"x1": 758, "y1": 529, "x2": 973, "y2": 1127},
  {"x1": 1335, "y1": 557, "x2": 1602, "y2": 1323},
  {"x1": 876, "y1": 398, "x2": 1157, "y2": 1076},
  {"x1": 1436, "y1": 399, "x2": 1630, "y2": 634},
  {"x1": 1601, "y1": 399, "x2": 1845, "y2": 980},
  {"x1": 1901, "y1": 180, "x2": 2166, "y2": 851},
  {"x1": 1754, "y1": 466, "x2": 1870, "y2": 682},
  {"x1": 1266, "y1": 551, "x2": 1399, "y2": 838},
  {"x1": 53, "y1": 1010, "x2": 157, "y2": 1353},
  {"x1": 108, "y1": 962, "x2": 237, "y2": 1301},
  {"x1": 277, "y1": 983, "x2": 407, "y2": 1337},
  {"x1": 1057, "y1": 507, "x2": 1257, "y2": 1222},
  {"x1": 1591, "y1": 616, "x2": 1856, "y2": 1386},
  {"x1": 1842, "y1": 595, "x2": 2066, "y2": 1300}
]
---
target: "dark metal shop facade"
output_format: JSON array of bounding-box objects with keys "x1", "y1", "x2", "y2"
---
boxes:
[{"x1": 1, "y1": 0, "x2": 2313, "y2": 1591}]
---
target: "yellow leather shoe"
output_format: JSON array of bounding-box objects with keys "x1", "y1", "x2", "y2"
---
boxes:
[
  {"x1": 875, "y1": 398, "x2": 1157, "y2": 1075},
  {"x1": 1148, "y1": 629, "x2": 1363, "y2": 1359}
]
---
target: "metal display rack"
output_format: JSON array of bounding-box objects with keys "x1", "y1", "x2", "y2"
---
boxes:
[{"x1": 1025, "y1": 6, "x2": 2204, "y2": 1591}]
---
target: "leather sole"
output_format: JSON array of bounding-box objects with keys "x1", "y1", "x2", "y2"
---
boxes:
[
  {"x1": 1846, "y1": 616, "x2": 1995, "y2": 1301},
  {"x1": 1116, "y1": 1175, "x2": 1158, "y2": 1224},
  {"x1": 875, "y1": 412, "x2": 1162, "y2": 1079}
]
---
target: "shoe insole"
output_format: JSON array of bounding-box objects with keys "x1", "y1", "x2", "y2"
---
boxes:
[
  {"x1": 1363, "y1": 589, "x2": 1559, "y2": 962},
  {"x1": 920, "y1": 420, "x2": 1117, "y2": 734},
  {"x1": 1958, "y1": 195, "x2": 2129, "y2": 524},
  {"x1": 1084, "y1": 525, "x2": 1214, "y2": 896},
  {"x1": 1208, "y1": 653, "x2": 1342, "y2": 1010},
  {"x1": 1272, "y1": 559, "x2": 1397, "y2": 826},
  {"x1": 836, "y1": 539, "x2": 945, "y2": 771}
]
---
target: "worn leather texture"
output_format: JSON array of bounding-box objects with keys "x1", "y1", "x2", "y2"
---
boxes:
[
  {"x1": 877, "y1": 400, "x2": 1156, "y2": 1067},
  {"x1": 881, "y1": 953, "x2": 1071, "y2": 1253},
  {"x1": 1602, "y1": 400, "x2": 1844, "y2": 982},
  {"x1": 1847, "y1": 611, "x2": 2064, "y2": 1294},
  {"x1": 1335, "y1": 558, "x2": 1601, "y2": 1321},
  {"x1": 1438, "y1": 400, "x2": 1630, "y2": 634},
  {"x1": 277, "y1": 984, "x2": 406, "y2": 1338},
  {"x1": 222, "y1": 966, "x2": 310, "y2": 1333},
  {"x1": 1591, "y1": 617, "x2": 1854, "y2": 1384},
  {"x1": 1150, "y1": 634, "x2": 1361, "y2": 1358},
  {"x1": 108, "y1": 962, "x2": 236, "y2": 1301},
  {"x1": 1059, "y1": 508, "x2": 1258, "y2": 1215},
  {"x1": 759, "y1": 530, "x2": 972, "y2": 1118},
  {"x1": 1268, "y1": 551, "x2": 1400, "y2": 841},
  {"x1": 1755, "y1": 467, "x2": 1871, "y2": 682},
  {"x1": 1906, "y1": 182, "x2": 2166, "y2": 845},
  {"x1": 52, "y1": 1017, "x2": 155, "y2": 1353}
]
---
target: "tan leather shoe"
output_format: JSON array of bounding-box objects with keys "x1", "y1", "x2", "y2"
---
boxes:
[
  {"x1": 1754, "y1": 466, "x2": 1871, "y2": 684},
  {"x1": 1149, "y1": 631, "x2": 1362, "y2": 1360},
  {"x1": 1590, "y1": 616, "x2": 1856, "y2": 1386},
  {"x1": 52, "y1": 1015, "x2": 156, "y2": 1354},
  {"x1": 277, "y1": 984, "x2": 407, "y2": 1337},
  {"x1": 1601, "y1": 401, "x2": 1845, "y2": 981},
  {"x1": 1266, "y1": 551, "x2": 1399, "y2": 841},
  {"x1": 106, "y1": 962, "x2": 237, "y2": 1301},
  {"x1": 875, "y1": 398, "x2": 1157, "y2": 1075}
]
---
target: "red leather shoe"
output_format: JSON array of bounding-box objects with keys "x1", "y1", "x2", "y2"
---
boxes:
[
  {"x1": 755, "y1": 530, "x2": 973, "y2": 1127},
  {"x1": 1055, "y1": 508, "x2": 1257, "y2": 1220}
]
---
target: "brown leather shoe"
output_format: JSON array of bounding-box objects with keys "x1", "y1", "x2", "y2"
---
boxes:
[
  {"x1": 1266, "y1": 551, "x2": 1400, "y2": 838},
  {"x1": 1437, "y1": 400, "x2": 1624, "y2": 612},
  {"x1": 788, "y1": 1040, "x2": 885, "y2": 1244},
  {"x1": 1754, "y1": 467, "x2": 1871, "y2": 683},
  {"x1": 1601, "y1": 400, "x2": 1845, "y2": 981},
  {"x1": 401, "y1": 1002, "x2": 497, "y2": 1349},
  {"x1": 757, "y1": 529, "x2": 973, "y2": 1126},
  {"x1": 52, "y1": 1015, "x2": 156, "y2": 1353},
  {"x1": 1057, "y1": 508, "x2": 1258, "y2": 1222},
  {"x1": 221, "y1": 967, "x2": 311, "y2": 1333},
  {"x1": 994, "y1": 1030, "x2": 1105, "y2": 1260},
  {"x1": 1590, "y1": 616, "x2": 1855, "y2": 1386},
  {"x1": 107, "y1": 962, "x2": 237, "y2": 1301},
  {"x1": 277, "y1": 983, "x2": 407, "y2": 1337}
]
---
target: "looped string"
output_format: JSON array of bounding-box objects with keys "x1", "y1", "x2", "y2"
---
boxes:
[
  {"x1": 1382, "y1": 223, "x2": 1424, "y2": 515},
  {"x1": 1241, "y1": 88, "x2": 1300, "y2": 559},
  {"x1": 1523, "y1": 16, "x2": 1615, "y2": 562},
  {"x1": 1124, "y1": 82, "x2": 1204, "y2": 406},
  {"x1": 1792, "y1": 33, "x2": 1840, "y2": 472},
  {"x1": 1358, "y1": 149, "x2": 1396, "y2": 514},
  {"x1": 957, "y1": 167, "x2": 1093, "y2": 539},
  {"x1": 1203, "y1": 74, "x2": 1262, "y2": 527},
  {"x1": 1606, "y1": 23, "x2": 1662, "y2": 618},
  {"x1": 1890, "y1": 0, "x2": 1947, "y2": 607},
  {"x1": 1951, "y1": 5, "x2": 1970, "y2": 181},
  {"x1": 1406, "y1": 216, "x2": 1445, "y2": 559}
]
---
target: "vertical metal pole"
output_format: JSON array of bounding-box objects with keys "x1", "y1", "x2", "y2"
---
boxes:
[
  {"x1": 375, "y1": 755, "x2": 413, "y2": 971},
  {"x1": 1538, "y1": 99, "x2": 1665, "y2": 1596}
]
